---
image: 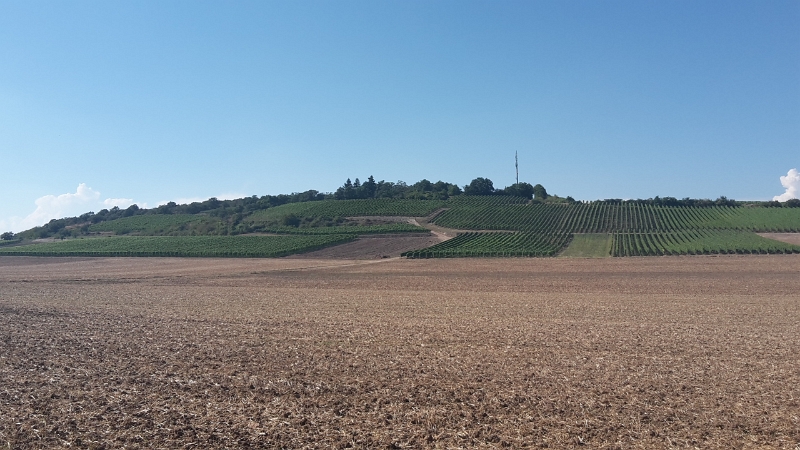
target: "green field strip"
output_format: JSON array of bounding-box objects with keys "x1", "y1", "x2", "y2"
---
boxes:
[
  {"x1": 0, "y1": 235, "x2": 356, "y2": 258},
  {"x1": 247, "y1": 199, "x2": 448, "y2": 223},
  {"x1": 88, "y1": 214, "x2": 223, "y2": 235},
  {"x1": 559, "y1": 233, "x2": 612, "y2": 258}
]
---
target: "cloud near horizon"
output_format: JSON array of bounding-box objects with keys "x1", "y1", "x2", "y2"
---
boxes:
[
  {"x1": 1, "y1": 185, "x2": 248, "y2": 233},
  {"x1": 773, "y1": 168, "x2": 799, "y2": 202},
  {"x1": 0, "y1": 184, "x2": 145, "y2": 233}
]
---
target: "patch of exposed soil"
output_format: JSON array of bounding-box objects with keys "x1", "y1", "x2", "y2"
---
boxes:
[
  {"x1": 287, "y1": 233, "x2": 443, "y2": 259},
  {"x1": 1, "y1": 256, "x2": 799, "y2": 449},
  {"x1": 345, "y1": 216, "x2": 418, "y2": 226},
  {"x1": 759, "y1": 232, "x2": 800, "y2": 245}
]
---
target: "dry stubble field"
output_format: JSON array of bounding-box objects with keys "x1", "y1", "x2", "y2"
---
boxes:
[{"x1": 1, "y1": 255, "x2": 799, "y2": 449}]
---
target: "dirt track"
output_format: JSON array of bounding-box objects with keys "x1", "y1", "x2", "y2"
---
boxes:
[{"x1": 1, "y1": 255, "x2": 799, "y2": 449}]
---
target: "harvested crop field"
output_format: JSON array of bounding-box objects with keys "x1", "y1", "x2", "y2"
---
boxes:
[{"x1": 1, "y1": 255, "x2": 799, "y2": 449}]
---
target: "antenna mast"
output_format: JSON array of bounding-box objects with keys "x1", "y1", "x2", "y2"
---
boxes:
[{"x1": 515, "y1": 151, "x2": 519, "y2": 185}]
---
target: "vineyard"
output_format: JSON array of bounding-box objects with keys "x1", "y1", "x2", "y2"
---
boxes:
[
  {"x1": 432, "y1": 203, "x2": 800, "y2": 233},
  {"x1": 0, "y1": 235, "x2": 355, "y2": 258},
  {"x1": 4, "y1": 195, "x2": 800, "y2": 259},
  {"x1": 611, "y1": 231, "x2": 800, "y2": 256},
  {"x1": 411, "y1": 202, "x2": 800, "y2": 258},
  {"x1": 402, "y1": 232, "x2": 571, "y2": 258}
]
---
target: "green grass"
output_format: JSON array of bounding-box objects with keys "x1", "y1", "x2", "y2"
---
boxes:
[
  {"x1": 88, "y1": 214, "x2": 224, "y2": 235},
  {"x1": 247, "y1": 199, "x2": 448, "y2": 223},
  {"x1": 559, "y1": 233, "x2": 612, "y2": 257},
  {"x1": 0, "y1": 235, "x2": 355, "y2": 258}
]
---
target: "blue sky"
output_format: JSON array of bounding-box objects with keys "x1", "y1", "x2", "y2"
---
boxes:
[{"x1": 1, "y1": 0, "x2": 798, "y2": 232}]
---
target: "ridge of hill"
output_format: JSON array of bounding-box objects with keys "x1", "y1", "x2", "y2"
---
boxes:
[
  {"x1": 0, "y1": 177, "x2": 800, "y2": 258},
  {"x1": 2, "y1": 192, "x2": 800, "y2": 259}
]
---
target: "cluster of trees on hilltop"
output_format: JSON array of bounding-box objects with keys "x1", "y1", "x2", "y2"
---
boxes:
[
  {"x1": 333, "y1": 176, "x2": 560, "y2": 201},
  {"x1": 462, "y1": 177, "x2": 560, "y2": 201},
  {"x1": 333, "y1": 176, "x2": 463, "y2": 200}
]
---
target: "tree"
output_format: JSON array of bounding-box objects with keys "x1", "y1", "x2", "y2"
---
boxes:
[
  {"x1": 363, "y1": 176, "x2": 377, "y2": 198},
  {"x1": 464, "y1": 177, "x2": 495, "y2": 195},
  {"x1": 503, "y1": 182, "x2": 534, "y2": 199},
  {"x1": 447, "y1": 184, "x2": 462, "y2": 196},
  {"x1": 122, "y1": 204, "x2": 140, "y2": 217},
  {"x1": 1, "y1": 231, "x2": 14, "y2": 241},
  {"x1": 282, "y1": 213, "x2": 301, "y2": 227},
  {"x1": 533, "y1": 184, "x2": 548, "y2": 200},
  {"x1": 715, "y1": 196, "x2": 735, "y2": 207}
]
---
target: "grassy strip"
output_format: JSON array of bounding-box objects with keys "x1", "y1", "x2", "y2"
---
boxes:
[
  {"x1": 559, "y1": 233, "x2": 612, "y2": 257},
  {"x1": 0, "y1": 235, "x2": 355, "y2": 258},
  {"x1": 248, "y1": 199, "x2": 447, "y2": 222},
  {"x1": 88, "y1": 214, "x2": 223, "y2": 235}
]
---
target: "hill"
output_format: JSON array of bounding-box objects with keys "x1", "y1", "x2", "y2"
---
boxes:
[{"x1": 2, "y1": 178, "x2": 799, "y2": 258}]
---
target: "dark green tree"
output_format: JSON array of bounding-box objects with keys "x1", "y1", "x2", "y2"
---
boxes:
[
  {"x1": 1, "y1": 231, "x2": 14, "y2": 240},
  {"x1": 503, "y1": 182, "x2": 534, "y2": 199},
  {"x1": 282, "y1": 213, "x2": 301, "y2": 227},
  {"x1": 464, "y1": 177, "x2": 495, "y2": 195},
  {"x1": 533, "y1": 184, "x2": 548, "y2": 200},
  {"x1": 363, "y1": 176, "x2": 377, "y2": 198}
]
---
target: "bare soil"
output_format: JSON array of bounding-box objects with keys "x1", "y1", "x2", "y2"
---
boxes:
[
  {"x1": 760, "y1": 232, "x2": 800, "y2": 245},
  {"x1": 287, "y1": 234, "x2": 443, "y2": 259},
  {"x1": 1, "y1": 255, "x2": 799, "y2": 449}
]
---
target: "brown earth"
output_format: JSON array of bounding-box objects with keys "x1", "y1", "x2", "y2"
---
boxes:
[
  {"x1": 287, "y1": 234, "x2": 444, "y2": 259},
  {"x1": 1, "y1": 255, "x2": 799, "y2": 449},
  {"x1": 759, "y1": 232, "x2": 800, "y2": 245}
]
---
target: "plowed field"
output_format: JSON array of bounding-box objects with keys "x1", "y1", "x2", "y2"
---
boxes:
[{"x1": 1, "y1": 255, "x2": 799, "y2": 449}]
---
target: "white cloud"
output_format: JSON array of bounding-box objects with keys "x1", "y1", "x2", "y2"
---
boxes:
[
  {"x1": 1, "y1": 185, "x2": 247, "y2": 233},
  {"x1": 773, "y1": 168, "x2": 799, "y2": 202},
  {"x1": 16, "y1": 183, "x2": 101, "y2": 231},
  {"x1": 0, "y1": 184, "x2": 147, "y2": 233}
]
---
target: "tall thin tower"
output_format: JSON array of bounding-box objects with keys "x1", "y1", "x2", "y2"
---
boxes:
[{"x1": 515, "y1": 151, "x2": 519, "y2": 185}]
